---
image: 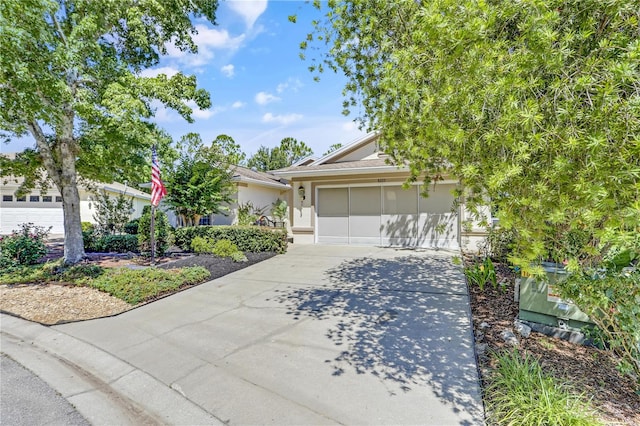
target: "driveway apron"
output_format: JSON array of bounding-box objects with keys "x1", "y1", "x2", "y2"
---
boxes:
[{"x1": 54, "y1": 245, "x2": 484, "y2": 425}]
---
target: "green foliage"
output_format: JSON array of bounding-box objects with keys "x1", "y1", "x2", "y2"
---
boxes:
[
  {"x1": 323, "y1": 143, "x2": 343, "y2": 156},
  {"x1": 0, "y1": 223, "x2": 50, "y2": 267},
  {"x1": 0, "y1": 0, "x2": 218, "y2": 264},
  {"x1": 212, "y1": 239, "x2": 239, "y2": 257},
  {"x1": 486, "y1": 350, "x2": 602, "y2": 425},
  {"x1": 211, "y1": 134, "x2": 246, "y2": 166},
  {"x1": 237, "y1": 202, "x2": 266, "y2": 226},
  {"x1": 230, "y1": 251, "x2": 248, "y2": 263},
  {"x1": 165, "y1": 133, "x2": 235, "y2": 227},
  {"x1": 138, "y1": 209, "x2": 171, "y2": 256},
  {"x1": 247, "y1": 137, "x2": 313, "y2": 171},
  {"x1": 124, "y1": 218, "x2": 140, "y2": 235},
  {"x1": 80, "y1": 267, "x2": 210, "y2": 305},
  {"x1": 562, "y1": 270, "x2": 640, "y2": 387},
  {"x1": 270, "y1": 199, "x2": 288, "y2": 222},
  {"x1": 0, "y1": 260, "x2": 104, "y2": 285},
  {"x1": 91, "y1": 190, "x2": 134, "y2": 235},
  {"x1": 174, "y1": 226, "x2": 288, "y2": 254},
  {"x1": 81, "y1": 222, "x2": 94, "y2": 233},
  {"x1": 89, "y1": 234, "x2": 139, "y2": 253},
  {"x1": 191, "y1": 236, "x2": 216, "y2": 254},
  {"x1": 464, "y1": 257, "x2": 498, "y2": 292},
  {"x1": 307, "y1": 0, "x2": 640, "y2": 271},
  {"x1": 483, "y1": 227, "x2": 517, "y2": 263}
]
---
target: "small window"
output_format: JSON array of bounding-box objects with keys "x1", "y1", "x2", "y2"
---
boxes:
[
  {"x1": 55, "y1": 196, "x2": 63, "y2": 202},
  {"x1": 30, "y1": 195, "x2": 40, "y2": 202},
  {"x1": 43, "y1": 195, "x2": 52, "y2": 202},
  {"x1": 199, "y1": 215, "x2": 211, "y2": 225},
  {"x1": 17, "y1": 196, "x2": 26, "y2": 202},
  {"x1": 2, "y1": 195, "x2": 13, "y2": 202}
]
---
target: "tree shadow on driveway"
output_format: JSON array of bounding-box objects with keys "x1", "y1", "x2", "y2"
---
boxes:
[{"x1": 275, "y1": 255, "x2": 483, "y2": 421}]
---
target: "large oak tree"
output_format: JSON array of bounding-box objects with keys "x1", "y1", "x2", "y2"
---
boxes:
[
  {"x1": 0, "y1": 0, "x2": 217, "y2": 264},
  {"x1": 306, "y1": 0, "x2": 640, "y2": 270}
]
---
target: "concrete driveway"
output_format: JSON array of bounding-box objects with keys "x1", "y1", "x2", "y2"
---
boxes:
[{"x1": 53, "y1": 245, "x2": 484, "y2": 425}]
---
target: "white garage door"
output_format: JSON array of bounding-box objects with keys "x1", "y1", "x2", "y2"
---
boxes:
[
  {"x1": 0, "y1": 208, "x2": 65, "y2": 234},
  {"x1": 317, "y1": 185, "x2": 458, "y2": 249}
]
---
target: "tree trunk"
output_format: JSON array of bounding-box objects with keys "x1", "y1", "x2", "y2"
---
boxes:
[{"x1": 61, "y1": 183, "x2": 85, "y2": 264}]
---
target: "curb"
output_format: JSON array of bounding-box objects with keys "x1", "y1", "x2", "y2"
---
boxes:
[{"x1": 0, "y1": 313, "x2": 223, "y2": 425}]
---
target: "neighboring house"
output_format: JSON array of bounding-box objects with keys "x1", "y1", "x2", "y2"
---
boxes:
[
  {"x1": 271, "y1": 132, "x2": 489, "y2": 251},
  {"x1": 0, "y1": 178, "x2": 151, "y2": 235},
  {"x1": 162, "y1": 165, "x2": 291, "y2": 227}
]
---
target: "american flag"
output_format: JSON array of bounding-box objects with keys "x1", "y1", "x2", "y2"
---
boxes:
[{"x1": 151, "y1": 146, "x2": 167, "y2": 207}]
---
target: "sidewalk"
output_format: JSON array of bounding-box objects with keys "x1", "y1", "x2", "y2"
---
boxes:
[{"x1": 1, "y1": 314, "x2": 222, "y2": 425}]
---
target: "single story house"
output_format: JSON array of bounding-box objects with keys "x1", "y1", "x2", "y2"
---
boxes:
[
  {"x1": 271, "y1": 132, "x2": 489, "y2": 251},
  {"x1": 0, "y1": 177, "x2": 151, "y2": 235}
]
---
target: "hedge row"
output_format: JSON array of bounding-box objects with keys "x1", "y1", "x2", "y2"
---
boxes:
[
  {"x1": 174, "y1": 226, "x2": 288, "y2": 254},
  {"x1": 84, "y1": 233, "x2": 139, "y2": 253}
]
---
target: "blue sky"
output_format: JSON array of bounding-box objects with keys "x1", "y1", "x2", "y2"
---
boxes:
[{"x1": 3, "y1": 0, "x2": 367, "y2": 160}]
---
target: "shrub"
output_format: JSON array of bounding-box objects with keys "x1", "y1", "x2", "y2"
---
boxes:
[
  {"x1": 92, "y1": 234, "x2": 139, "y2": 253},
  {"x1": 81, "y1": 222, "x2": 94, "y2": 232},
  {"x1": 138, "y1": 209, "x2": 170, "y2": 256},
  {"x1": 230, "y1": 251, "x2": 248, "y2": 263},
  {"x1": 174, "y1": 226, "x2": 287, "y2": 254},
  {"x1": 562, "y1": 270, "x2": 640, "y2": 387},
  {"x1": 0, "y1": 223, "x2": 50, "y2": 267},
  {"x1": 212, "y1": 239, "x2": 239, "y2": 257},
  {"x1": 486, "y1": 350, "x2": 601, "y2": 426},
  {"x1": 82, "y1": 266, "x2": 210, "y2": 304},
  {"x1": 191, "y1": 236, "x2": 215, "y2": 254},
  {"x1": 124, "y1": 218, "x2": 140, "y2": 235},
  {"x1": 483, "y1": 226, "x2": 516, "y2": 263},
  {"x1": 237, "y1": 202, "x2": 266, "y2": 226}
]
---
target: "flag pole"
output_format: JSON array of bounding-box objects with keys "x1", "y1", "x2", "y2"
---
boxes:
[{"x1": 150, "y1": 204, "x2": 156, "y2": 265}]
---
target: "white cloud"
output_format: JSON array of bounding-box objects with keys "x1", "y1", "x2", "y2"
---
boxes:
[
  {"x1": 165, "y1": 25, "x2": 245, "y2": 68},
  {"x1": 262, "y1": 113, "x2": 303, "y2": 125},
  {"x1": 150, "y1": 100, "x2": 176, "y2": 123},
  {"x1": 276, "y1": 78, "x2": 303, "y2": 94},
  {"x1": 227, "y1": 0, "x2": 268, "y2": 29},
  {"x1": 221, "y1": 64, "x2": 235, "y2": 77},
  {"x1": 255, "y1": 91, "x2": 281, "y2": 105},
  {"x1": 232, "y1": 101, "x2": 246, "y2": 109},
  {"x1": 139, "y1": 67, "x2": 180, "y2": 78},
  {"x1": 186, "y1": 100, "x2": 223, "y2": 120},
  {"x1": 342, "y1": 121, "x2": 359, "y2": 132}
]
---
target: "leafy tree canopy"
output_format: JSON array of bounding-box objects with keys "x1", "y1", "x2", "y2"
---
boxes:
[
  {"x1": 306, "y1": 0, "x2": 640, "y2": 270},
  {"x1": 247, "y1": 137, "x2": 313, "y2": 171},
  {"x1": 165, "y1": 133, "x2": 235, "y2": 227},
  {"x1": 0, "y1": 0, "x2": 218, "y2": 263}
]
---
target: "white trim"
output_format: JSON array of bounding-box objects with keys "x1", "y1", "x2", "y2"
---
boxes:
[
  {"x1": 273, "y1": 165, "x2": 405, "y2": 178},
  {"x1": 232, "y1": 176, "x2": 291, "y2": 190}
]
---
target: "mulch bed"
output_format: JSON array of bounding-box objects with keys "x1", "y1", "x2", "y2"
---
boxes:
[
  {"x1": 156, "y1": 252, "x2": 276, "y2": 278},
  {"x1": 468, "y1": 261, "x2": 640, "y2": 425}
]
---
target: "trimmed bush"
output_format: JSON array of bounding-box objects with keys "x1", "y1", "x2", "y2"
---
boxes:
[
  {"x1": 174, "y1": 226, "x2": 287, "y2": 254},
  {"x1": 191, "y1": 236, "x2": 215, "y2": 254},
  {"x1": 138, "y1": 209, "x2": 170, "y2": 256},
  {"x1": 93, "y1": 234, "x2": 139, "y2": 253},
  {"x1": 230, "y1": 251, "x2": 248, "y2": 263},
  {"x1": 212, "y1": 239, "x2": 239, "y2": 257},
  {"x1": 124, "y1": 218, "x2": 140, "y2": 235}
]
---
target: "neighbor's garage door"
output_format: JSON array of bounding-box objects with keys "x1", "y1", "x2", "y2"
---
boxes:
[
  {"x1": 317, "y1": 185, "x2": 458, "y2": 249},
  {"x1": 0, "y1": 208, "x2": 65, "y2": 234}
]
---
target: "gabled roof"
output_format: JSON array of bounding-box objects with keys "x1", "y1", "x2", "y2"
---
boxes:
[
  {"x1": 231, "y1": 166, "x2": 290, "y2": 190},
  {"x1": 310, "y1": 131, "x2": 380, "y2": 166},
  {"x1": 290, "y1": 156, "x2": 317, "y2": 167}
]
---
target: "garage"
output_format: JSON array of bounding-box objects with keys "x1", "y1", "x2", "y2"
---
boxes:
[
  {"x1": 0, "y1": 207, "x2": 65, "y2": 234},
  {"x1": 316, "y1": 184, "x2": 459, "y2": 249}
]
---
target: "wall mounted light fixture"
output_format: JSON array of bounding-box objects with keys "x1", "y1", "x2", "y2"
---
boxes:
[{"x1": 298, "y1": 185, "x2": 306, "y2": 200}]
